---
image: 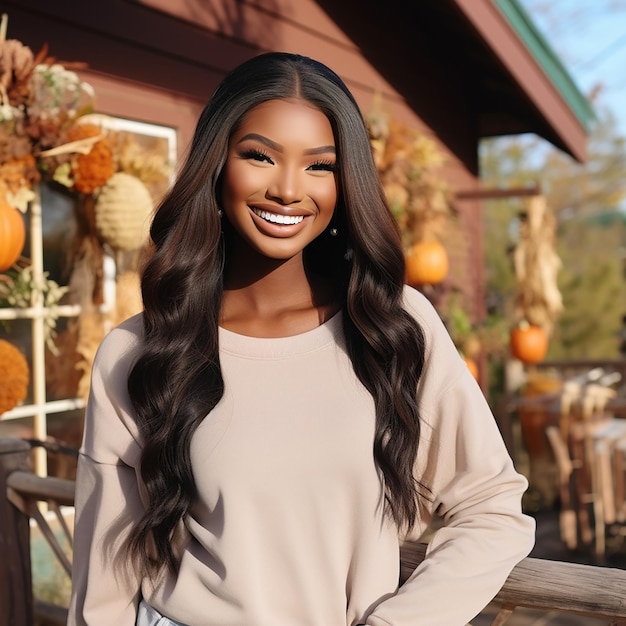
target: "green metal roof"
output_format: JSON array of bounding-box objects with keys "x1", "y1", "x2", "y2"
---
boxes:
[{"x1": 493, "y1": 0, "x2": 595, "y2": 132}]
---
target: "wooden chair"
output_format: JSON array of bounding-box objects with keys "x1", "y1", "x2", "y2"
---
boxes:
[
  {"x1": 548, "y1": 380, "x2": 626, "y2": 556},
  {"x1": 615, "y1": 436, "x2": 626, "y2": 523},
  {"x1": 545, "y1": 425, "x2": 581, "y2": 549}
]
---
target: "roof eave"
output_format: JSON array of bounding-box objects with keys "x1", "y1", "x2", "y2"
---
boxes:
[{"x1": 453, "y1": 0, "x2": 594, "y2": 162}]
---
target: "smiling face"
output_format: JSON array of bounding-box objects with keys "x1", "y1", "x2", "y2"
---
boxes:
[{"x1": 221, "y1": 98, "x2": 338, "y2": 261}]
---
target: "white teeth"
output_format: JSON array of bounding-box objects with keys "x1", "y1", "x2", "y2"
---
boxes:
[{"x1": 252, "y1": 208, "x2": 304, "y2": 225}]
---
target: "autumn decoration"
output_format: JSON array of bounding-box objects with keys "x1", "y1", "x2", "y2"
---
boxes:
[
  {"x1": 0, "y1": 17, "x2": 171, "y2": 245},
  {"x1": 0, "y1": 18, "x2": 173, "y2": 401},
  {"x1": 0, "y1": 191, "x2": 25, "y2": 271},
  {"x1": 442, "y1": 294, "x2": 484, "y2": 380},
  {"x1": 510, "y1": 320, "x2": 548, "y2": 365},
  {"x1": 0, "y1": 338, "x2": 29, "y2": 415},
  {"x1": 56, "y1": 122, "x2": 116, "y2": 194},
  {"x1": 94, "y1": 172, "x2": 153, "y2": 251},
  {"x1": 365, "y1": 96, "x2": 452, "y2": 285},
  {"x1": 0, "y1": 27, "x2": 95, "y2": 211},
  {"x1": 510, "y1": 195, "x2": 562, "y2": 363},
  {"x1": 405, "y1": 239, "x2": 449, "y2": 286},
  {"x1": 0, "y1": 265, "x2": 69, "y2": 352}
]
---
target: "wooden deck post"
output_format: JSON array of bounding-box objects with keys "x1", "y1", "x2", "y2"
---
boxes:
[{"x1": 0, "y1": 439, "x2": 33, "y2": 626}]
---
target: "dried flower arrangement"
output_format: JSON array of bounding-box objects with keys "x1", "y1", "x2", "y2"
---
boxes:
[
  {"x1": 0, "y1": 20, "x2": 95, "y2": 212},
  {"x1": 51, "y1": 122, "x2": 116, "y2": 194},
  {"x1": 365, "y1": 96, "x2": 453, "y2": 250},
  {"x1": 0, "y1": 16, "x2": 174, "y2": 400},
  {"x1": 364, "y1": 100, "x2": 485, "y2": 364},
  {"x1": 0, "y1": 21, "x2": 171, "y2": 206}
]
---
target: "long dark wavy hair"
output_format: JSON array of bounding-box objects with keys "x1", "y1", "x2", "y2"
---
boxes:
[{"x1": 126, "y1": 52, "x2": 426, "y2": 576}]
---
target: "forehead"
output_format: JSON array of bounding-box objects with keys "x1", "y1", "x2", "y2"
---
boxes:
[{"x1": 232, "y1": 99, "x2": 335, "y2": 146}]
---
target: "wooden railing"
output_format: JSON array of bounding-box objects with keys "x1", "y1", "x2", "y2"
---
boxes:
[
  {"x1": 401, "y1": 543, "x2": 626, "y2": 625},
  {"x1": 2, "y1": 437, "x2": 626, "y2": 626},
  {"x1": 0, "y1": 438, "x2": 75, "y2": 626}
]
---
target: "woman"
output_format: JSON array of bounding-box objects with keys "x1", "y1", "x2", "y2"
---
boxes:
[{"x1": 68, "y1": 52, "x2": 535, "y2": 626}]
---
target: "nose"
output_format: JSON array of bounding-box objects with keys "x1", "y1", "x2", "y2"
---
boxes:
[{"x1": 266, "y1": 165, "x2": 303, "y2": 205}]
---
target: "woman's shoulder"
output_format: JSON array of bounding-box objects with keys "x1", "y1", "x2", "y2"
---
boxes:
[
  {"x1": 106, "y1": 312, "x2": 143, "y2": 341},
  {"x1": 114, "y1": 311, "x2": 144, "y2": 335},
  {"x1": 83, "y1": 313, "x2": 145, "y2": 463},
  {"x1": 401, "y1": 285, "x2": 446, "y2": 336},
  {"x1": 93, "y1": 312, "x2": 144, "y2": 371},
  {"x1": 401, "y1": 284, "x2": 466, "y2": 380}
]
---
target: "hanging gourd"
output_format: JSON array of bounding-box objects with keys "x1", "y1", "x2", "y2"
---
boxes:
[
  {"x1": 510, "y1": 321, "x2": 548, "y2": 364},
  {"x1": 0, "y1": 339, "x2": 30, "y2": 415},
  {"x1": 94, "y1": 172, "x2": 154, "y2": 251},
  {"x1": 406, "y1": 239, "x2": 449, "y2": 285},
  {"x1": 0, "y1": 197, "x2": 26, "y2": 272}
]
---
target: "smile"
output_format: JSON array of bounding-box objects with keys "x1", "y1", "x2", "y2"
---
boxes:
[{"x1": 251, "y1": 207, "x2": 304, "y2": 225}]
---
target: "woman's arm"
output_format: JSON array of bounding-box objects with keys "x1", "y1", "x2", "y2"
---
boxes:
[
  {"x1": 364, "y1": 289, "x2": 535, "y2": 626},
  {"x1": 68, "y1": 456, "x2": 144, "y2": 625},
  {"x1": 67, "y1": 317, "x2": 145, "y2": 626}
]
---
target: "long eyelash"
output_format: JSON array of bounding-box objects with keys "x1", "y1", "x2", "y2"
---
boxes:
[
  {"x1": 239, "y1": 148, "x2": 273, "y2": 162},
  {"x1": 309, "y1": 160, "x2": 337, "y2": 172}
]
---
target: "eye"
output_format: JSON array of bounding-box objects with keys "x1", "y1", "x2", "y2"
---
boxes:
[
  {"x1": 307, "y1": 160, "x2": 337, "y2": 173},
  {"x1": 239, "y1": 149, "x2": 274, "y2": 164}
]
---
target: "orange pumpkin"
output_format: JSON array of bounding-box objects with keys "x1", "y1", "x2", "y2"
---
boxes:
[
  {"x1": 510, "y1": 324, "x2": 548, "y2": 364},
  {"x1": 406, "y1": 239, "x2": 449, "y2": 285},
  {"x1": 0, "y1": 199, "x2": 26, "y2": 272}
]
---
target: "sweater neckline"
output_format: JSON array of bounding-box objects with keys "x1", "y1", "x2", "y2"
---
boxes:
[{"x1": 218, "y1": 310, "x2": 343, "y2": 358}]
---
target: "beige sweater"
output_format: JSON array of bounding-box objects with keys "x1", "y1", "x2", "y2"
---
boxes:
[{"x1": 68, "y1": 287, "x2": 535, "y2": 626}]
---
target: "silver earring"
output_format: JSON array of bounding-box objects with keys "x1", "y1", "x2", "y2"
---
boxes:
[
  {"x1": 218, "y1": 209, "x2": 223, "y2": 217},
  {"x1": 330, "y1": 227, "x2": 338, "y2": 237}
]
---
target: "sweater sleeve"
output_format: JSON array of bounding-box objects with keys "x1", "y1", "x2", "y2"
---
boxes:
[
  {"x1": 67, "y1": 316, "x2": 145, "y2": 626},
  {"x1": 365, "y1": 288, "x2": 535, "y2": 626}
]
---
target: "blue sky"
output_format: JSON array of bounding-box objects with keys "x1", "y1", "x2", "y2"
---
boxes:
[{"x1": 519, "y1": 0, "x2": 626, "y2": 138}]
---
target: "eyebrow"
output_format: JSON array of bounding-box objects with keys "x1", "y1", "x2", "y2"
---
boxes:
[{"x1": 237, "y1": 133, "x2": 336, "y2": 156}]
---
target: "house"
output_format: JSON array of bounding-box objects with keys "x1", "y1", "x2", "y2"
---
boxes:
[{"x1": 6, "y1": 0, "x2": 592, "y2": 316}]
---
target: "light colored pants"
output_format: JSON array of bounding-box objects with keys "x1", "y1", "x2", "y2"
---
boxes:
[{"x1": 136, "y1": 600, "x2": 186, "y2": 626}]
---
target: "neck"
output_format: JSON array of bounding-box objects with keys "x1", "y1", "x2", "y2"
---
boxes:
[{"x1": 220, "y1": 250, "x2": 339, "y2": 337}]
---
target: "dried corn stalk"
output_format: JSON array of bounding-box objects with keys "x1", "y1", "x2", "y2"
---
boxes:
[
  {"x1": 512, "y1": 195, "x2": 563, "y2": 335},
  {"x1": 72, "y1": 270, "x2": 143, "y2": 401}
]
